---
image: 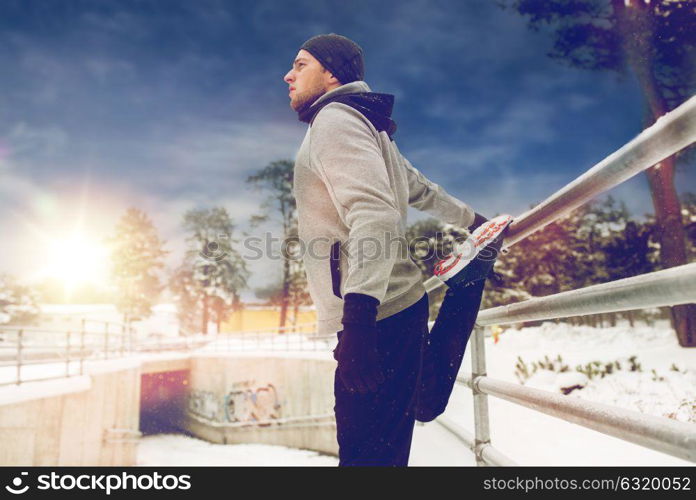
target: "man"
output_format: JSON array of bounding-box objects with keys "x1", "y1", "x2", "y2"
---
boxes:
[{"x1": 284, "y1": 33, "x2": 485, "y2": 466}]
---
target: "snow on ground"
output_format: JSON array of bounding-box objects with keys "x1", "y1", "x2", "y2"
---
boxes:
[
  {"x1": 135, "y1": 422, "x2": 476, "y2": 466},
  {"x1": 443, "y1": 319, "x2": 696, "y2": 466},
  {"x1": 410, "y1": 421, "x2": 475, "y2": 465},
  {"x1": 136, "y1": 434, "x2": 337, "y2": 466},
  {"x1": 478, "y1": 320, "x2": 696, "y2": 422},
  {"x1": 2, "y1": 315, "x2": 695, "y2": 465}
]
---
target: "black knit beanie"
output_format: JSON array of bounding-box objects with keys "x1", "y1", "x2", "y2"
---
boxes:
[{"x1": 299, "y1": 33, "x2": 365, "y2": 85}]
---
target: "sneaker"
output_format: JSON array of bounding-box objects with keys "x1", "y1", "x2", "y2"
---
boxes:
[
  {"x1": 433, "y1": 215, "x2": 513, "y2": 289},
  {"x1": 415, "y1": 215, "x2": 513, "y2": 422}
]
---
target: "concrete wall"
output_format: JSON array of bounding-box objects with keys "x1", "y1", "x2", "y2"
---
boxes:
[
  {"x1": 182, "y1": 353, "x2": 338, "y2": 456},
  {"x1": 0, "y1": 352, "x2": 338, "y2": 465},
  {"x1": 0, "y1": 359, "x2": 141, "y2": 466}
]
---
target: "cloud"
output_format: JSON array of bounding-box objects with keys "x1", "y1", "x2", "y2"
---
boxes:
[
  {"x1": 404, "y1": 143, "x2": 514, "y2": 177},
  {"x1": 4, "y1": 122, "x2": 69, "y2": 160},
  {"x1": 482, "y1": 98, "x2": 557, "y2": 144}
]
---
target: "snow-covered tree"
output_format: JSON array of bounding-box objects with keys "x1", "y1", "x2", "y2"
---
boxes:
[
  {"x1": 169, "y1": 263, "x2": 204, "y2": 336},
  {"x1": 0, "y1": 274, "x2": 40, "y2": 325},
  {"x1": 246, "y1": 159, "x2": 299, "y2": 332},
  {"x1": 108, "y1": 207, "x2": 169, "y2": 326},
  {"x1": 181, "y1": 207, "x2": 249, "y2": 334},
  {"x1": 503, "y1": 0, "x2": 695, "y2": 344}
]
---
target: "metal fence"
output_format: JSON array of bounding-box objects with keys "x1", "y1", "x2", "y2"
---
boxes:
[
  {"x1": 0, "y1": 319, "x2": 137, "y2": 386},
  {"x1": 0, "y1": 316, "x2": 333, "y2": 386}
]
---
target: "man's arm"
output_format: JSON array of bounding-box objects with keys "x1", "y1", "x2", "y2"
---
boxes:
[
  {"x1": 308, "y1": 102, "x2": 400, "y2": 305},
  {"x1": 400, "y1": 154, "x2": 476, "y2": 230}
]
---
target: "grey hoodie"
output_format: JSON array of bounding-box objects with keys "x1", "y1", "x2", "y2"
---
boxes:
[{"x1": 293, "y1": 81, "x2": 475, "y2": 336}]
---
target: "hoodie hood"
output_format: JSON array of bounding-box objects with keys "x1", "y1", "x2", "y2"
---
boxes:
[{"x1": 297, "y1": 81, "x2": 398, "y2": 140}]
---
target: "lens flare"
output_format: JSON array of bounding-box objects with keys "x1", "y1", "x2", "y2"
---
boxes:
[{"x1": 40, "y1": 233, "x2": 110, "y2": 294}]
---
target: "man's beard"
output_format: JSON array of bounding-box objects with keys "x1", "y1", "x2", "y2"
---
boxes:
[{"x1": 292, "y1": 84, "x2": 326, "y2": 114}]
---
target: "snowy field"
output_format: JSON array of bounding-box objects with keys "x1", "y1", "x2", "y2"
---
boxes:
[
  {"x1": 442, "y1": 319, "x2": 696, "y2": 466},
  {"x1": 136, "y1": 434, "x2": 338, "y2": 466}
]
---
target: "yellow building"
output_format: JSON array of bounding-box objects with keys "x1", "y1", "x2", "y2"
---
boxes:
[{"x1": 220, "y1": 304, "x2": 317, "y2": 334}]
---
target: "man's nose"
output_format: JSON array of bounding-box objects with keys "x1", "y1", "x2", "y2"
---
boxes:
[{"x1": 284, "y1": 70, "x2": 293, "y2": 83}]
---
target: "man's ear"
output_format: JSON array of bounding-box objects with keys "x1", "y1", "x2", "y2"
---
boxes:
[{"x1": 325, "y1": 69, "x2": 339, "y2": 84}]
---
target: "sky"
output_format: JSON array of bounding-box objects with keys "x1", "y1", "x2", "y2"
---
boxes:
[{"x1": 1, "y1": 0, "x2": 694, "y2": 302}]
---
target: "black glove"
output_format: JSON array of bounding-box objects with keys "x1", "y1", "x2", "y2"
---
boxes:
[
  {"x1": 335, "y1": 293, "x2": 385, "y2": 394},
  {"x1": 469, "y1": 212, "x2": 488, "y2": 232}
]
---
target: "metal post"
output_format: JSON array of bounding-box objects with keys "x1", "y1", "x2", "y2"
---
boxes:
[
  {"x1": 16, "y1": 329, "x2": 23, "y2": 386},
  {"x1": 121, "y1": 324, "x2": 125, "y2": 356},
  {"x1": 129, "y1": 324, "x2": 134, "y2": 353},
  {"x1": 80, "y1": 319, "x2": 85, "y2": 376},
  {"x1": 104, "y1": 322, "x2": 109, "y2": 359},
  {"x1": 66, "y1": 330, "x2": 71, "y2": 377},
  {"x1": 471, "y1": 324, "x2": 491, "y2": 466}
]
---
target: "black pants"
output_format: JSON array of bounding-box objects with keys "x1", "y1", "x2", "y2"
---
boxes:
[{"x1": 333, "y1": 292, "x2": 429, "y2": 466}]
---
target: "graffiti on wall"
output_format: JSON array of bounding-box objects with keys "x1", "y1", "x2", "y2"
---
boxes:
[
  {"x1": 188, "y1": 381, "x2": 283, "y2": 426},
  {"x1": 225, "y1": 383, "x2": 282, "y2": 425},
  {"x1": 188, "y1": 390, "x2": 220, "y2": 421}
]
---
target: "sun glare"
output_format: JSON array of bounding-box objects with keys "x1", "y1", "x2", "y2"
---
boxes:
[{"x1": 41, "y1": 233, "x2": 110, "y2": 291}]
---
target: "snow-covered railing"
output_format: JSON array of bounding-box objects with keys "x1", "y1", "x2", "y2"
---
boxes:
[
  {"x1": 476, "y1": 263, "x2": 696, "y2": 326},
  {"x1": 457, "y1": 264, "x2": 696, "y2": 465},
  {"x1": 193, "y1": 330, "x2": 333, "y2": 352},
  {"x1": 220, "y1": 321, "x2": 319, "y2": 336},
  {"x1": 441, "y1": 95, "x2": 696, "y2": 466},
  {"x1": 457, "y1": 369, "x2": 696, "y2": 463},
  {"x1": 0, "y1": 319, "x2": 136, "y2": 386},
  {"x1": 0, "y1": 324, "x2": 335, "y2": 386}
]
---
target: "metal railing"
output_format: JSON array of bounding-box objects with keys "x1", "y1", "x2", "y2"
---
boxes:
[
  {"x1": 0, "y1": 318, "x2": 138, "y2": 386},
  {"x1": 433, "y1": 94, "x2": 696, "y2": 466},
  {"x1": 0, "y1": 316, "x2": 334, "y2": 386},
  {"x1": 422, "y1": 94, "x2": 696, "y2": 294}
]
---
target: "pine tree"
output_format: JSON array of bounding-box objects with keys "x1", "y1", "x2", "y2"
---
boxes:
[
  {"x1": 107, "y1": 208, "x2": 168, "y2": 326},
  {"x1": 181, "y1": 207, "x2": 249, "y2": 334},
  {"x1": 169, "y1": 263, "x2": 204, "y2": 336}
]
